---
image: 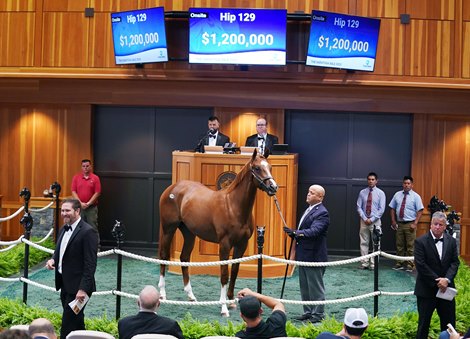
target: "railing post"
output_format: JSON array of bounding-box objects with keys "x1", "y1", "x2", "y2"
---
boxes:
[
  {"x1": 50, "y1": 182, "x2": 61, "y2": 243},
  {"x1": 19, "y1": 187, "x2": 33, "y2": 305},
  {"x1": 372, "y1": 224, "x2": 382, "y2": 317},
  {"x1": 111, "y1": 220, "x2": 125, "y2": 320},
  {"x1": 256, "y1": 226, "x2": 265, "y2": 294}
]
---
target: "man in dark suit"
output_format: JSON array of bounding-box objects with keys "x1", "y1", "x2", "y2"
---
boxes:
[
  {"x1": 283, "y1": 184, "x2": 329, "y2": 323},
  {"x1": 414, "y1": 211, "x2": 460, "y2": 339},
  {"x1": 195, "y1": 116, "x2": 230, "y2": 152},
  {"x1": 118, "y1": 285, "x2": 184, "y2": 339},
  {"x1": 45, "y1": 198, "x2": 98, "y2": 339},
  {"x1": 245, "y1": 118, "x2": 279, "y2": 154}
]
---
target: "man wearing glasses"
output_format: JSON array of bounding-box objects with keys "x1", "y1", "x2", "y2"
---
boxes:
[{"x1": 245, "y1": 117, "x2": 279, "y2": 155}]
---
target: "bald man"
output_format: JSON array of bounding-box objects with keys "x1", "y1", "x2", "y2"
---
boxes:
[
  {"x1": 29, "y1": 318, "x2": 57, "y2": 339},
  {"x1": 284, "y1": 185, "x2": 330, "y2": 323},
  {"x1": 118, "y1": 285, "x2": 183, "y2": 339}
]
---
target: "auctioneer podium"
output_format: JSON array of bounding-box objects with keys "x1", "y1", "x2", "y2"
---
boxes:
[{"x1": 167, "y1": 151, "x2": 298, "y2": 278}]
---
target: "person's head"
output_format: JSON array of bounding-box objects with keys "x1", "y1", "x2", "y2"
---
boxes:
[
  {"x1": 239, "y1": 295, "x2": 262, "y2": 322},
  {"x1": 208, "y1": 116, "x2": 220, "y2": 133},
  {"x1": 256, "y1": 118, "x2": 268, "y2": 136},
  {"x1": 81, "y1": 159, "x2": 92, "y2": 176},
  {"x1": 430, "y1": 211, "x2": 447, "y2": 239},
  {"x1": 29, "y1": 318, "x2": 57, "y2": 339},
  {"x1": 61, "y1": 198, "x2": 81, "y2": 225},
  {"x1": 367, "y1": 172, "x2": 378, "y2": 188},
  {"x1": 306, "y1": 184, "x2": 325, "y2": 205},
  {"x1": 343, "y1": 307, "x2": 368, "y2": 336},
  {"x1": 138, "y1": 285, "x2": 161, "y2": 312},
  {"x1": 402, "y1": 175, "x2": 414, "y2": 192},
  {"x1": 0, "y1": 330, "x2": 31, "y2": 339}
]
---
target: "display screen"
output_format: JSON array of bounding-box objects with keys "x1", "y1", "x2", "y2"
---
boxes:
[
  {"x1": 306, "y1": 10, "x2": 380, "y2": 72},
  {"x1": 189, "y1": 8, "x2": 287, "y2": 65},
  {"x1": 111, "y1": 7, "x2": 168, "y2": 65}
]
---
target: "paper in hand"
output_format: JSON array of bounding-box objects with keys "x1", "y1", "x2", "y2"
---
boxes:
[
  {"x1": 436, "y1": 287, "x2": 457, "y2": 301},
  {"x1": 68, "y1": 294, "x2": 90, "y2": 314}
]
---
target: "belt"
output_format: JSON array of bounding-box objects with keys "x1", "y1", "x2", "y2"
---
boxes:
[{"x1": 398, "y1": 220, "x2": 415, "y2": 223}]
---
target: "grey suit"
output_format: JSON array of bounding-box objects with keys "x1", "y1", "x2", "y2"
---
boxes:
[{"x1": 414, "y1": 231, "x2": 459, "y2": 339}]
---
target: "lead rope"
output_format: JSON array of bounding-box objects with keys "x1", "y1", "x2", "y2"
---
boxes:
[{"x1": 273, "y1": 195, "x2": 295, "y2": 299}]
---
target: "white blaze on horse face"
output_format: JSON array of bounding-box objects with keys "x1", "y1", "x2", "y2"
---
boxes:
[
  {"x1": 260, "y1": 159, "x2": 278, "y2": 191},
  {"x1": 220, "y1": 284, "x2": 229, "y2": 317},
  {"x1": 184, "y1": 281, "x2": 197, "y2": 301},
  {"x1": 158, "y1": 275, "x2": 166, "y2": 300}
]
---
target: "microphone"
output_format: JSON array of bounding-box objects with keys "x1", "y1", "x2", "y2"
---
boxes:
[
  {"x1": 195, "y1": 129, "x2": 216, "y2": 153},
  {"x1": 208, "y1": 128, "x2": 216, "y2": 135}
]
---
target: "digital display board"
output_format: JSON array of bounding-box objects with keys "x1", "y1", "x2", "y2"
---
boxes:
[
  {"x1": 111, "y1": 7, "x2": 168, "y2": 65},
  {"x1": 189, "y1": 8, "x2": 287, "y2": 65},
  {"x1": 306, "y1": 10, "x2": 381, "y2": 72}
]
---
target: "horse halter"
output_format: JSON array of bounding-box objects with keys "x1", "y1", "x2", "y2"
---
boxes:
[{"x1": 250, "y1": 164, "x2": 277, "y2": 196}]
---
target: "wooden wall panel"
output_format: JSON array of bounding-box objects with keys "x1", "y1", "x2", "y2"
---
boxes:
[
  {"x1": 463, "y1": 22, "x2": 470, "y2": 78},
  {"x1": 43, "y1": 0, "x2": 88, "y2": 12},
  {"x1": 0, "y1": 13, "x2": 35, "y2": 66},
  {"x1": 88, "y1": 12, "x2": 115, "y2": 68},
  {"x1": 406, "y1": 19, "x2": 454, "y2": 77},
  {"x1": 312, "y1": 0, "x2": 350, "y2": 14},
  {"x1": 373, "y1": 18, "x2": 405, "y2": 75},
  {"x1": 0, "y1": 105, "x2": 92, "y2": 240},
  {"x1": 91, "y1": 1, "x2": 147, "y2": 12},
  {"x1": 412, "y1": 114, "x2": 470, "y2": 259},
  {"x1": 41, "y1": 12, "x2": 90, "y2": 67},
  {"x1": 356, "y1": 0, "x2": 403, "y2": 18},
  {"x1": 0, "y1": 0, "x2": 34, "y2": 11},
  {"x1": 464, "y1": 0, "x2": 470, "y2": 21},
  {"x1": 406, "y1": 0, "x2": 455, "y2": 20}
]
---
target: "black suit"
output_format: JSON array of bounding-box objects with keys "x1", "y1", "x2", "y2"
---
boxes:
[
  {"x1": 195, "y1": 131, "x2": 230, "y2": 152},
  {"x1": 414, "y1": 231, "x2": 459, "y2": 339},
  {"x1": 245, "y1": 134, "x2": 279, "y2": 153},
  {"x1": 118, "y1": 311, "x2": 184, "y2": 339},
  {"x1": 53, "y1": 219, "x2": 98, "y2": 338}
]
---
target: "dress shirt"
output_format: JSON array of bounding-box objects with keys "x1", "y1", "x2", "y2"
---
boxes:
[
  {"x1": 431, "y1": 231, "x2": 444, "y2": 259},
  {"x1": 389, "y1": 189, "x2": 424, "y2": 222},
  {"x1": 356, "y1": 186, "x2": 386, "y2": 223},
  {"x1": 58, "y1": 217, "x2": 80, "y2": 274},
  {"x1": 208, "y1": 132, "x2": 218, "y2": 146},
  {"x1": 297, "y1": 202, "x2": 320, "y2": 229}
]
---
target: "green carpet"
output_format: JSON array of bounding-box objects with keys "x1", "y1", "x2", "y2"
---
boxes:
[{"x1": 0, "y1": 254, "x2": 416, "y2": 325}]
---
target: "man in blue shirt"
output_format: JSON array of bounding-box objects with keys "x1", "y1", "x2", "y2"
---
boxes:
[
  {"x1": 356, "y1": 172, "x2": 386, "y2": 270},
  {"x1": 389, "y1": 175, "x2": 424, "y2": 272}
]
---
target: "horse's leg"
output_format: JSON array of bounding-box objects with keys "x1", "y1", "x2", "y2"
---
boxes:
[
  {"x1": 227, "y1": 239, "x2": 249, "y2": 308},
  {"x1": 218, "y1": 240, "x2": 232, "y2": 317},
  {"x1": 179, "y1": 223, "x2": 197, "y2": 301},
  {"x1": 158, "y1": 222, "x2": 179, "y2": 300}
]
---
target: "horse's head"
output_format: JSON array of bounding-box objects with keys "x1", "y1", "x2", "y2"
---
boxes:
[{"x1": 250, "y1": 149, "x2": 278, "y2": 196}]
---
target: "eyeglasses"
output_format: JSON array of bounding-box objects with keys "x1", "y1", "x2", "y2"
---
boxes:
[{"x1": 256, "y1": 124, "x2": 266, "y2": 126}]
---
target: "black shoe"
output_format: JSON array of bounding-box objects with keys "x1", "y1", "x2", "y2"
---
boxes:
[
  {"x1": 293, "y1": 314, "x2": 311, "y2": 321},
  {"x1": 308, "y1": 315, "x2": 324, "y2": 324}
]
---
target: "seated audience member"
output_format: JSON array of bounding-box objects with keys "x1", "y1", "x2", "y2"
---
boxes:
[
  {"x1": 245, "y1": 118, "x2": 279, "y2": 154},
  {"x1": 0, "y1": 330, "x2": 31, "y2": 339},
  {"x1": 118, "y1": 285, "x2": 183, "y2": 339},
  {"x1": 235, "y1": 287, "x2": 287, "y2": 339},
  {"x1": 28, "y1": 318, "x2": 57, "y2": 339},
  {"x1": 316, "y1": 308, "x2": 368, "y2": 339},
  {"x1": 439, "y1": 327, "x2": 470, "y2": 339}
]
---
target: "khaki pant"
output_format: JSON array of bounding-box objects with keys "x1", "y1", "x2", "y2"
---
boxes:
[{"x1": 396, "y1": 221, "x2": 415, "y2": 267}]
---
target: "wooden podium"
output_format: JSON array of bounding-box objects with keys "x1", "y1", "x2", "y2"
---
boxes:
[{"x1": 167, "y1": 151, "x2": 298, "y2": 278}]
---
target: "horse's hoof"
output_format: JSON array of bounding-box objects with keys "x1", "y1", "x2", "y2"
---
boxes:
[
  {"x1": 228, "y1": 303, "x2": 237, "y2": 309},
  {"x1": 221, "y1": 311, "x2": 230, "y2": 317},
  {"x1": 159, "y1": 295, "x2": 167, "y2": 300},
  {"x1": 188, "y1": 297, "x2": 197, "y2": 302}
]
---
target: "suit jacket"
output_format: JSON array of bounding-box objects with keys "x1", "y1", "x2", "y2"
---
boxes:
[
  {"x1": 202, "y1": 132, "x2": 230, "y2": 146},
  {"x1": 118, "y1": 311, "x2": 184, "y2": 339},
  {"x1": 53, "y1": 219, "x2": 98, "y2": 295},
  {"x1": 245, "y1": 134, "x2": 279, "y2": 152},
  {"x1": 295, "y1": 203, "x2": 329, "y2": 262},
  {"x1": 414, "y1": 231, "x2": 459, "y2": 298}
]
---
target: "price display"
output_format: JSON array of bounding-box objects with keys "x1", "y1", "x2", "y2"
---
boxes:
[
  {"x1": 306, "y1": 10, "x2": 381, "y2": 72},
  {"x1": 111, "y1": 7, "x2": 168, "y2": 65},
  {"x1": 189, "y1": 8, "x2": 287, "y2": 65}
]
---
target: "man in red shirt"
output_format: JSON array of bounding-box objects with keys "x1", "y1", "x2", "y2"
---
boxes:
[{"x1": 71, "y1": 159, "x2": 101, "y2": 246}]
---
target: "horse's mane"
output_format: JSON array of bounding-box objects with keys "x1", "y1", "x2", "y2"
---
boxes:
[{"x1": 224, "y1": 156, "x2": 258, "y2": 193}]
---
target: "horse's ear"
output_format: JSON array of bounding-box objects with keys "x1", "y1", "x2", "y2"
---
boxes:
[
  {"x1": 251, "y1": 148, "x2": 258, "y2": 161},
  {"x1": 263, "y1": 148, "x2": 270, "y2": 159}
]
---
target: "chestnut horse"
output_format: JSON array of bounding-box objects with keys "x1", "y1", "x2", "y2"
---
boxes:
[{"x1": 158, "y1": 149, "x2": 278, "y2": 316}]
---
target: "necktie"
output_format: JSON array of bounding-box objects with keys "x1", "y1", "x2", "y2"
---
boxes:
[
  {"x1": 209, "y1": 134, "x2": 216, "y2": 139},
  {"x1": 365, "y1": 188, "x2": 373, "y2": 217},
  {"x1": 257, "y1": 136, "x2": 265, "y2": 140},
  {"x1": 434, "y1": 238, "x2": 443, "y2": 243},
  {"x1": 399, "y1": 192, "x2": 408, "y2": 219},
  {"x1": 64, "y1": 224, "x2": 71, "y2": 232}
]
